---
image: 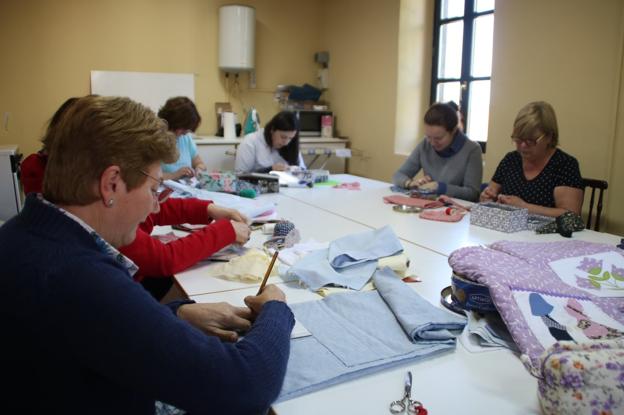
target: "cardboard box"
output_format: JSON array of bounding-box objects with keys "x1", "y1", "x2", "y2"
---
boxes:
[{"x1": 470, "y1": 202, "x2": 528, "y2": 233}]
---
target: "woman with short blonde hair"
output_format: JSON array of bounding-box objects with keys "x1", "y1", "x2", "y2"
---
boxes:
[{"x1": 481, "y1": 101, "x2": 583, "y2": 217}]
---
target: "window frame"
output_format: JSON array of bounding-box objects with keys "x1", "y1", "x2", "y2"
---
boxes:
[{"x1": 430, "y1": 0, "x2": 494, "y2": 149}]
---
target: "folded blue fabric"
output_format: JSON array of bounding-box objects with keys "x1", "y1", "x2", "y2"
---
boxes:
[
  {"x1": 328, "y1": 225, "x2": 403, "y2": 268},
  {"x1": 277, "y1": 268, "x2": 466, "y2": 402},
  {"x1": 286, "y1": 248, "x2": 377, "y2": 290},
  {"x1": 287, "y1": 226, "x2": 403, "y2": 291},
  {"x1": 374, "y1": 267, "x2": 467, "y2": 342}
]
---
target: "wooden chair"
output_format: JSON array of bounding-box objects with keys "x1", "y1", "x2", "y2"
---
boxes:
[{"x1": 582, "y1": 178, "x2": 608, "y2": 232}]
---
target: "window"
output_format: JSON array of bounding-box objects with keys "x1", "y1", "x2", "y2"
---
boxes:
[{"x1": 431, "y1": 0, "x2": 494, "y2": 146}]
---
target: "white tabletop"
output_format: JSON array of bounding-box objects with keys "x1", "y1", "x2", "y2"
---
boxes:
[
  {"x1": 278, "y1": 174, "x2": 622, "y2": 256},
  {"x1": 172, "y1": 174, "x2": 621, "y2": 415}
]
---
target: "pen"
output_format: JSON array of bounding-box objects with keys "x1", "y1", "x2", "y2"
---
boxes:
[{"x1": 256, "y1": 251, "x2": 279, "y2": 295}]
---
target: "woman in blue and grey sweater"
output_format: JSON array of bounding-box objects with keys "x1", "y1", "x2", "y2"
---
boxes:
[{"x1": 392, "y1": 102, "x2": 483, "y2": 202}]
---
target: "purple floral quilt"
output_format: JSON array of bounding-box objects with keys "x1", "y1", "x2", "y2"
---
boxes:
[{"x1": 448, "y1": 240, "x2": 624, "y2": 370}]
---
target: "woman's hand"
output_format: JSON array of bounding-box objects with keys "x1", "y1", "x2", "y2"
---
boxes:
[
  {"x1": 173, "y1": 166, "x2": 195, "y2": 180},
  {"x1": 272, "y1": 163, "x2": 288, "y2": 171},
  {"x1": 177, "y1": 302, "x2": 254, "y2": 342},
  {"x1": 207, "y1": 204, "x2": 249, "y2": 224},
  {"x1": 480, "y1": 185, "x2": 499, "y2": 202},
  {"x1": 497, "y1": 194, "x2": 528, "y2": 209},
  {"x1": 244, "y1": 285, "x2": 286, "y2": 315},
  {"x1": 418, "y1": 180, "x2": 438, "y2": 192},
  {"x1": 230, "y1": 220, "x2": 251, "y2": 244},
  {"x1": 194, "y1": 162, "x2": 207, "y2": 174}
]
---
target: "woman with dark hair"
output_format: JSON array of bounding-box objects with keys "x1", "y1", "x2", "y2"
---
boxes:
[
  {"x1": 158, "y1": 96, "x2": 207, "y2": 180},
  {"x1": 21, "y1": 97, "x2": 81, "y2": 194},
  {"x1": 392, "y1": 102, "x2": 483, "y2": 201},
  {"x1": 235, "y1": 111, "x2": 306, "y2": 173}
]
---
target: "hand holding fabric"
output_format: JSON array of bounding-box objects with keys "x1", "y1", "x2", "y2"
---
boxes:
[
  {"x1": 207, "y1": 204, "x2": 249, "y2": 224},
  {"x1": 497, "y1": 194, "x2": 528, "y2": 209},
  {"x1": 480, "y1": 185, "x2": 499, "y2": 202},
  {"x1": 177, "y1": 302, "x2": 254, "y2": 342}
]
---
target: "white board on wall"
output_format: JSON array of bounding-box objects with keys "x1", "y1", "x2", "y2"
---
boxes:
[{"x1": 90, "y1": 70, "x2": 195, "y2": 113}]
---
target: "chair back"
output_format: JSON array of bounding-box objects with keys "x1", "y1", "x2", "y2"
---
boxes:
[{"x1": 582, "y1": 178, "x2": 608, "y2": 231}]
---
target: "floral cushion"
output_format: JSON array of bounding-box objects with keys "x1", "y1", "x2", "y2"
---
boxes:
[{"x1": 538, "y1": 340, "x2": 624, "y2": 415}]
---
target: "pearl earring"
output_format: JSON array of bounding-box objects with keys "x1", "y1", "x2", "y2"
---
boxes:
[{"x1": 107, "y1": 199, "x2": 114, "y2": 207}]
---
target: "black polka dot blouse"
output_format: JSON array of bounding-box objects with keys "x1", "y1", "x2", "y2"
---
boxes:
[{"x1": 491, "y1": 149, "x2": 583, "y2": 208}]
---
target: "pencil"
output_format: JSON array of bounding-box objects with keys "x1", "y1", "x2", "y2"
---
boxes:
[{"x1": 257, "y1": 250, "x2": 279, "y2": 295}]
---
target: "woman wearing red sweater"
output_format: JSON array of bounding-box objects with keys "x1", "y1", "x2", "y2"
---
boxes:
[{"x1": 22, "y1": 97, "x2": 250, "y2": 299}]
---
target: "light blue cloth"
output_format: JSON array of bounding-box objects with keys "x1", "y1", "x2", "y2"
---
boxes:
[
  {"x1": 277, "y1": 268, "x2": 466, "y2": 402},
  {"x1": 162, "y1": 133, "x2": 198, "y2": 173},
  {"x1": 328, "y1": 225, "x2": 404, "y2": 268},
  {"x1": 287, "y1": 226, "x2": 403, "y2": 290}
]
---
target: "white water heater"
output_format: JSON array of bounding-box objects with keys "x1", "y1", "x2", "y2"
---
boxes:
[{"x1": 218, "y1": 5, "x2": 255, "y2": 72}]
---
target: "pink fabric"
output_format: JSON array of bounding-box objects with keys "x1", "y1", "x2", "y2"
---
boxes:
[
  {"x1": 333, "y1": 182, "x2": 361, "y2": 190},
  {"x1": 419, "y1": 209, "x2": 465, "y2": 222},
  {"x1": 383, "y1": 195, "x2": 444, "y2": 209}
]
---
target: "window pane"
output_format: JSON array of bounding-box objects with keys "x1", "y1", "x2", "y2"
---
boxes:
[
  {"x1": 471, "y1": 14, "x2": 494, "y2": 77},
  {"x1": 440, "y1": 0, "x2": 464, "y2": 19},
  {"x1": 436, "y1": 81, "x2": 461, "y2": 104},
  {"x1": 466, "y1": 80, "x2": 491, "y2": 142},
  {"x1": 474, "y1": 0, "x2": 495, "y2": 13},
  {"x1": 438, "y1": 21, "x2": 463, "y2": 79}
]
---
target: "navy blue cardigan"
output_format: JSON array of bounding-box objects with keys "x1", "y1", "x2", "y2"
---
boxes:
[{"x1": 0, "y1": 195, "x2": 294, "y2": 414}]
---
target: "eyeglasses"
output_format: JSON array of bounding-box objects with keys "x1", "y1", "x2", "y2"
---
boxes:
[
  {"x1": 510, "y1": 134, "x2": 545, "y2": 147},
  {"x1": 140, "y1": 170, "x2": 173, "y2": 203}
]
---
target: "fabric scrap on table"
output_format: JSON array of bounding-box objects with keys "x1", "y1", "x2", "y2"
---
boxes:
[
  {"x1": 277, "y1": 267, "x2": 466, "y2": 402},
  {"x1": 383, "y1": 194, "x2": 444, "y2": 209},
  {"x1": 287, "y1": 226, "x2": 403, "y2": 290},
  {"x1": 328, "y1": 225, "x2": 403, "y2": 269},
  {"x1": 209, "y1": 248, "x2": 278, "y2": 282}
]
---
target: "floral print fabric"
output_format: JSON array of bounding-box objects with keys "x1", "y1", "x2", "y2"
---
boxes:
[{"x1": 538, "y1": 340, "x2": 624, "y2": 415}]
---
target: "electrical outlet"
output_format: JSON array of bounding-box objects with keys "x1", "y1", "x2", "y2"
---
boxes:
[{"x1": 3, "y1": 112, "x2": 10, "y2": 132}]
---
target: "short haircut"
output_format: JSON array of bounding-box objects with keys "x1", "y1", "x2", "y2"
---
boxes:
[
  {"x1": 424, "y1": 102, "x2": 458, "y2": 132},
  {"x1": 41, "y1": 97, "x2": 80, "y2": 153},
  {"x1": 512, "y1": 101, "x2": 559, "y2": 147},
  {"x1": 43, "y1": 96, "x2": 178, "y2": 205},
  {"x1": 157, "y1": 96, "x2": 202, "y2": 132},
  {"x1": 263, "y1": 111, "x2": 300, "y2": 165}
]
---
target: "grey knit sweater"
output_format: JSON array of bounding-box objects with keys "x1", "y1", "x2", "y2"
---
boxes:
[{"x1": 392, "y1": 131, "x2": 483, "y2": 201}]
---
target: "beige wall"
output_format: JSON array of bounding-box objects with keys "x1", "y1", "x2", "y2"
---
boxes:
[
  {"x1": 320, "y1": 0, "x2": 406, "y2": 180},
  {"x1": 486, "y1": 0, "x2": 624, "y2": 234},
  {"x1": 1, "y1": 0, "x2": 623, "y2": 234},
  {"x1": 0, "y1": 0, "x2": 321, "y2": 156}
]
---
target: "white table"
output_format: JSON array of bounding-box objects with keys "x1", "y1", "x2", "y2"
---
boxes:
[
  {"x1": 172, "y1": 174, "x2": 622, "y2": 415},
  {"x1": 278, "y1": 174, "x2": 622, "y2": 256}
]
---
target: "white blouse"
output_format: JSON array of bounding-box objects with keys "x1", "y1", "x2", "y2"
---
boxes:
[{"x1": 235, "y1": 130, "x2": 305, "y2": 172}]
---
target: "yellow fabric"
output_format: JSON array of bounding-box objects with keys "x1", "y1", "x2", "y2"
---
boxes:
[{"x1": 211, "y1": 248, "x2": 279, "y2": 283}]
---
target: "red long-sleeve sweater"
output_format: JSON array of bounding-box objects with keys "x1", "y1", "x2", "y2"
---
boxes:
[
  {"x1": 20, "y1": 152, "x2": 236, "y2": 282},
  {"x1": 120, "y1": 197, "x2": 236, "y2": 282},
  {"x1": 20, "y1": 152, "x2": 47, "y2": 194}
]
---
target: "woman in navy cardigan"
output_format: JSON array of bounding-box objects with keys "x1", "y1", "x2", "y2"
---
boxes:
[{"x1": 0, "y1": 95, "x2": 294, "y2": 414}]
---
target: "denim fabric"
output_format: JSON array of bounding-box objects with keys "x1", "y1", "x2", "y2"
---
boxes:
[{"x1": 277, "y1": 268, "x2": 466, "y2": 402}]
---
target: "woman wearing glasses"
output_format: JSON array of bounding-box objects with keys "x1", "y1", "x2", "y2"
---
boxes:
[
  {"x1": 21, "y1": 97, "x2": 251, "y2": 301},
  {"x1": 480, "y1": 101, "x2": 583, "y2": 216},
  {"x1": 1, "y1": 96, "x2": 293, "y2": 413},
  {"x1": 392, "y1": 102, "x2": 483, "y2": 201}
]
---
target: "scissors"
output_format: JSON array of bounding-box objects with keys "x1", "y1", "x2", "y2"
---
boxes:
[{"x1": 389, "y1": 371, "x2": 427, "y2": 414}]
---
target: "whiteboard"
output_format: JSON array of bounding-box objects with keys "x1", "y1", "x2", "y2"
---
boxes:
[{"x1": 90, "y1": 70, "x2": 195, "y2": 113}]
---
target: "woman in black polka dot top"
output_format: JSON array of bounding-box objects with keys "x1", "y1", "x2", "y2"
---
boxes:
[{"x1": 480, "y1": 101, "x2": 584, "y2": 217}]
